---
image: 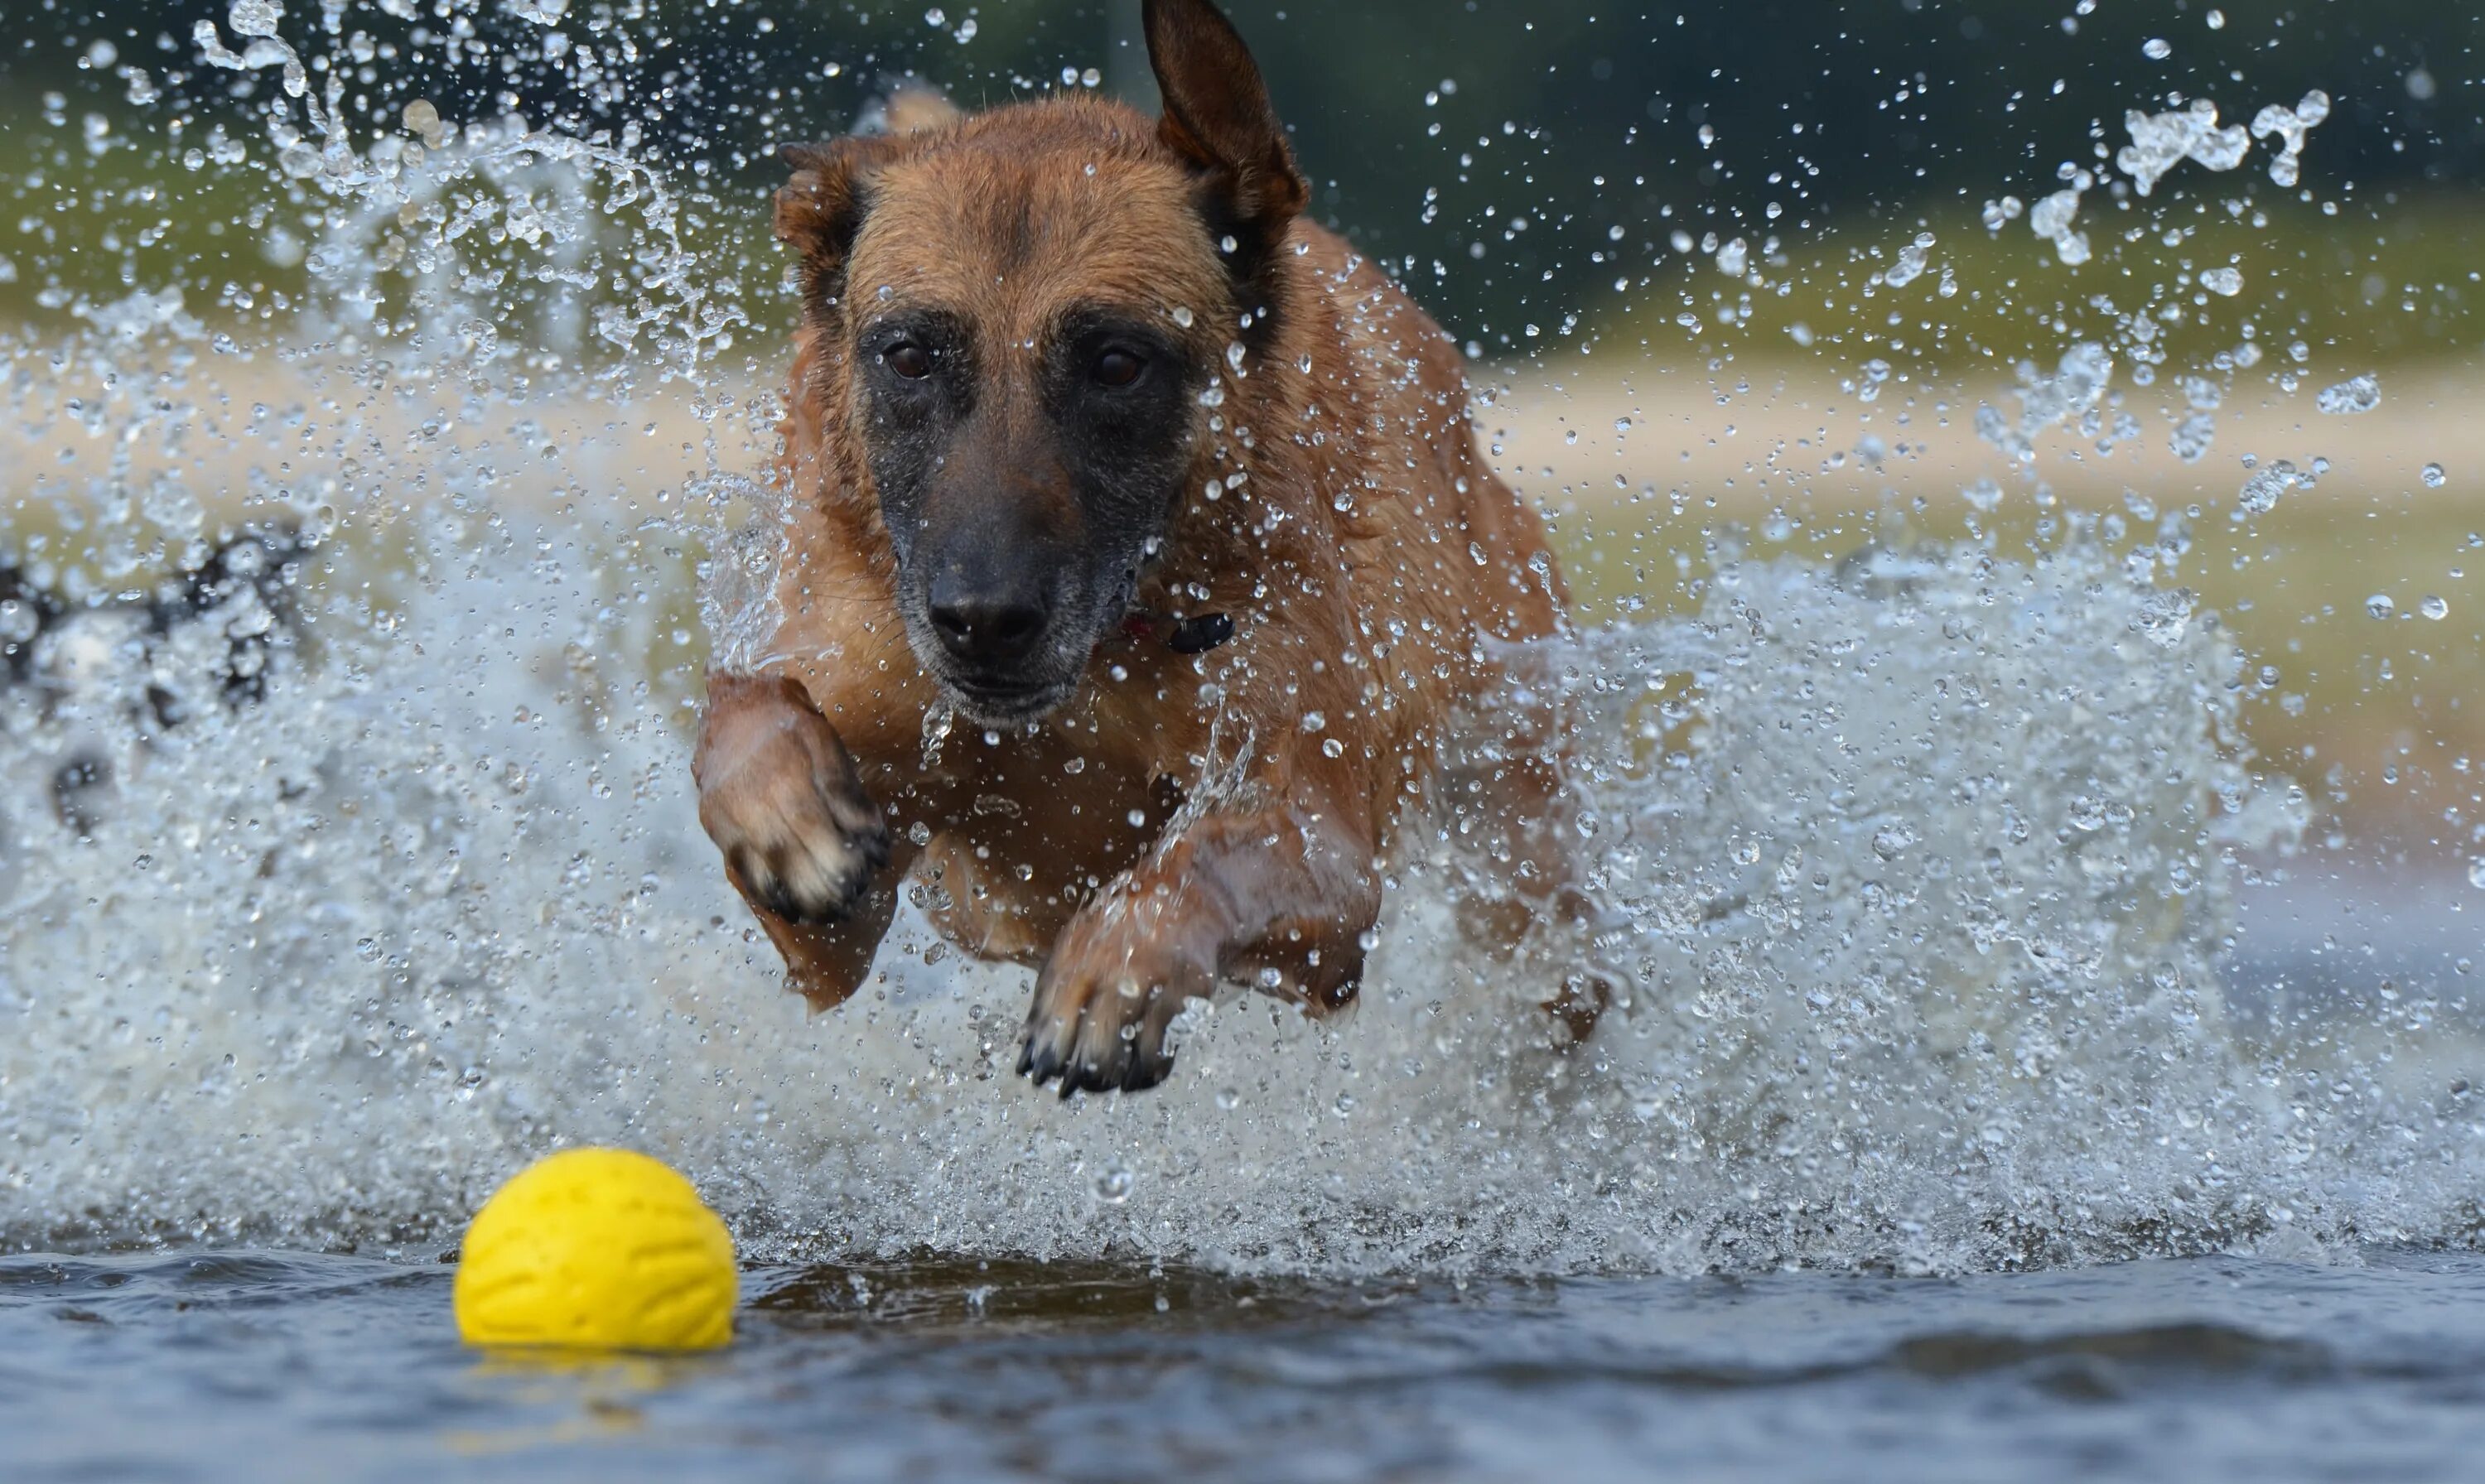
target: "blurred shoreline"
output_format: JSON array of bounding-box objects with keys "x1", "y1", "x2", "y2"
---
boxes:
[
  {"x1": 1489, "y1": 357, "x2": 2481, "y2": 518},
  {"x1": 11, "y1": 345, "x2": 2474, "y2": 526}
]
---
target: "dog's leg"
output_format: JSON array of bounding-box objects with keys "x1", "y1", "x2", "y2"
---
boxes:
[
  {"x1": 740, "y1": 875, "x2": 907, "y2": 1010},
  {"x1": 696, "y1": 671, "x2": 900, "y2": 1008},
  {"x1": 1469, "y1": 749, "x2": 1610, "y2": 1047},
  {"x1": 1018, "y1": 778, "x2": 1380, "y2": 1095},
  {"x1": 1445, "y1": 675, "x2": 1609, "y2": 1047}
]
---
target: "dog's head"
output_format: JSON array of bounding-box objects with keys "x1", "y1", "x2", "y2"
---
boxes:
[{"x1": 775, "y1": 0, "x2": 1308, "y2": 725}]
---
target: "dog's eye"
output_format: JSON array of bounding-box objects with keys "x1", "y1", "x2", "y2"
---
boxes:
[
  {"x1": 1093, "y1": 349, "x2": 1145, "y2": 388},
  {"x1": 884, "y1": 343, "x2": 934, "y2": 380}
]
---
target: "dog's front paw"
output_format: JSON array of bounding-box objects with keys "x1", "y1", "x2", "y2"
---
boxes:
[
  {"x1": 695, "y1": 673, "x2": 890, "y2": 926},
  {"x1": 1019, "y1": 908, "x2": 1214, "y2": 1096}
]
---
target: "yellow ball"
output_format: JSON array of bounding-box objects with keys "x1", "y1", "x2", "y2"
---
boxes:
[{"x1": 454, "y1": 1148, "x2": 737, "y2": 1352}]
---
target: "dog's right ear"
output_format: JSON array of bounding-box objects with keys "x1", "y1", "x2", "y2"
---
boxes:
[{"x1": 775, "y1": 136, "x2": 910, "y2": 302}]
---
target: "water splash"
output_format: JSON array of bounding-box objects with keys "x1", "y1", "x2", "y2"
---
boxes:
[
  {"x1": 16, "y1": 494, "x2": 2460, "y2": 1277},
  {"x1": 1973, "y1": 343, "x2": 2116, "y2": 467},
  {"x1": 2118, "y1": 101, "x2": 2250, "y2": 198},
  {"x1": 2315, "y1": 373, "x2": 2382, "y2": 417},
  {"x1": 2252, "y1": 92, "x2": 2333, "y2": 190},
  {"x1": 0, "y1": 4, "x2": 2472, "y2": 1279}
]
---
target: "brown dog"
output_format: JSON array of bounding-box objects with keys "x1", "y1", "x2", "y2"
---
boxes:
[{"x1": 695, "y1": 0, "x2": 1589, "y2": 1094}]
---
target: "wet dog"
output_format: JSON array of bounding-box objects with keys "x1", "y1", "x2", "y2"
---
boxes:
[{"x1": 696, "y1": 0, "x2": 1592, "y2": 1093}]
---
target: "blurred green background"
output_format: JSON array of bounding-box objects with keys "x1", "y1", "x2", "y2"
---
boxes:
[{"x1": 6, "y1": 0, "x2": 2481, "y2": 348}]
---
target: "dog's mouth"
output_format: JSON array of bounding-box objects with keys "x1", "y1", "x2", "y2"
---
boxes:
[{"x1": 937, "y1": 668, "x2": 1082, "y2": 727}]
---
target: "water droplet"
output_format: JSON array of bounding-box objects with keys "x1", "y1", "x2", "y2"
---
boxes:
[
  {"x1": 2420, "y1": 595, "x2": 2449, "y2": 622},
  {"x1": 2200, "y1": 266, "x2": 2244, "y2": 296},
  {"x1": 2142, "y1": 36, "x2": 2172, "y2": 59},
  {"x1": 1093, "y1": 1164, "x2": 1134, "y2": 1203},
  {"x1": 2317, "y1": 373, "x2": 2381, "y2": 416},
  {"x1": 2029, "y1": 187, "x2": 2082, "y2": 240},
  {"x1": 2470, "y1": 859, "x2": 2485, "y2": 891},
  {"x1": 2366, "y1": 593, "x2": 2396, "y2": 619},
  {"x1": 228, "y1": 0, "x2": 283, "y2": 39},
  {"x1": 1883, "y1": 232, "x2": 1935, "y2": 289},
  {"x1": 2134, "y1": 588, "x2": 2196, "y2": 648},
  {"x1": 2237, "y1": 460, "x2": 2299, "y2": 516},
  {"x1": 2422, "y1": 463, "x2": 2447, "y2": 489}
]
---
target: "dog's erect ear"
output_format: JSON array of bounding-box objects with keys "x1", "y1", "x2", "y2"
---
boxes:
[
  {"x1": 1143, "y1": 0, "x2": 1310, "y2": 230},
  {"x1": 775, "y1": 135, "x2": 912, "y2": 301}
]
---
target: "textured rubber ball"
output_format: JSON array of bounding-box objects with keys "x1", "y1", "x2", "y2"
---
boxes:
[{"x1": 453, "y1": 1148, "x2": 737, "y2": 1352}]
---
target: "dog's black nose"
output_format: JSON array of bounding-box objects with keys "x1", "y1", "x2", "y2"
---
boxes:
[{"x1": 928, "y1": 578, "x2": 1049, "y2": 663}]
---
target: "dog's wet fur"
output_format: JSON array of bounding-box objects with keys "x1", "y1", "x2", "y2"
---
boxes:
[{"x1": 696, "y1": 0, "x2": 1597, "y2": 1094}]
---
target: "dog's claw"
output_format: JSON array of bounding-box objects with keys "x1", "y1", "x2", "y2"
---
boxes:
[
  {"x1": 1020, "y1": 1019, "x2": 1065, "y2": 1088},
  {"x1": 1016, "y1": 962, "x2": 1193, "y2": 1096},
  {"x1": 697, "y1": 677, "x2": 888, "y2": 928},
  {"x1": 726, "y1": 808, "x2": 884, "y2": 926}
]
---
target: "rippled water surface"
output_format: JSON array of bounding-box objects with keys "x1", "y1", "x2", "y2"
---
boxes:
[{"x1": 7, "y1": 1250, "x2": 2485, "y2": 1482}]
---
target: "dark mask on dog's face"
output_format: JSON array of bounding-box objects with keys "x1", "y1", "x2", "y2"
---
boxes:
[{"x1": 849, "y1": 286, "x2": 1208, "y2": 725}]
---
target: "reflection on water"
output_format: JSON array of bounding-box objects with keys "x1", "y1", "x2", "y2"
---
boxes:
[{"x1": 7, "y1": 1249, "x2": 2485, "y2": 1482}]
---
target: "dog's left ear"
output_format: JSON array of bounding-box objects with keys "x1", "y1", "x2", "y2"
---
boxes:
[{"x1": 1143, "y1": 0, "x2": 1310, "y2": 234}]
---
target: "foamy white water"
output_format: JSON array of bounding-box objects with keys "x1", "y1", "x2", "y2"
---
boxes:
[
  {"x1": 13, "y1": 466, "x2": 2469, "y2": 1274},
  {"x1": 2, "y1": 0, "x2": 2476, "y2": 1279}
]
